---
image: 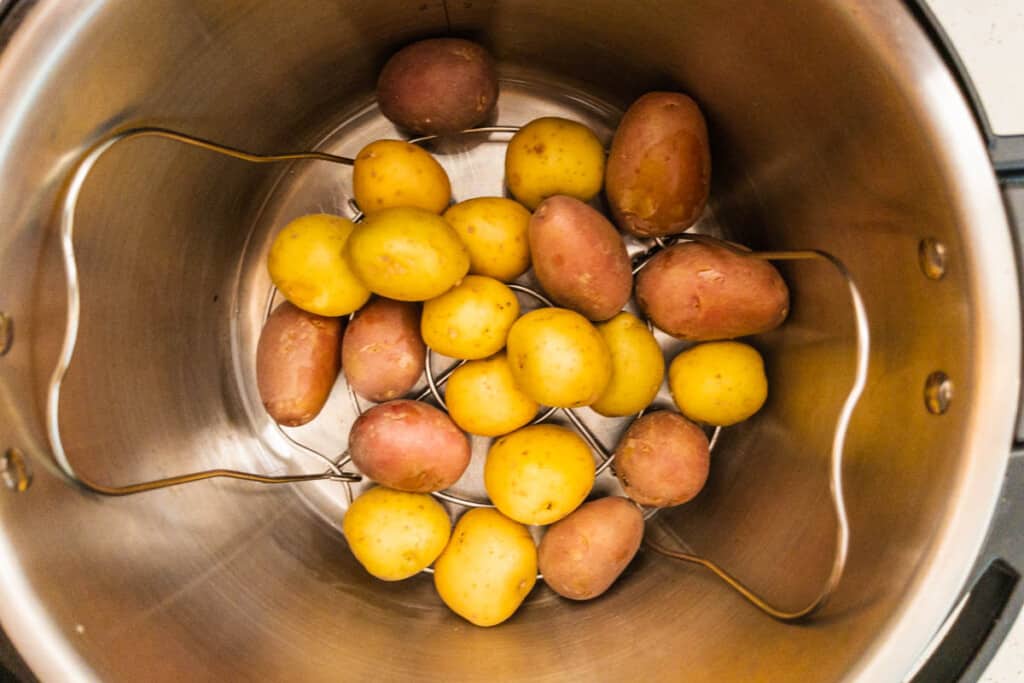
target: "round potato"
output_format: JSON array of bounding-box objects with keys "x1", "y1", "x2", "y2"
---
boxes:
[
  {"x1": 343, "y1": 486, "x2": 451, "y2": 581},
  {"x1": 353, "y1": 139, "x2": 451, "y2": 215},
  {"x1": 606, "y1": 92, "x2": 711, "y2": 237},
  {"x1": 505, "y1": 117, "x2": 605, "y2": 209},
  {"x1": 345, "y1": 207, "x2": 470, "y2": 301},
  {"x1": 349, "y1": 400, "x2": 471, "y2": 492},
  {"x1": 421, "y1": 275, "x2": 519, "y2": 360},
  {"x1": 256, "y1": 301, "x2": 341, "y2": 426},
  {"x1": 342, "y1": 298, "x2": 425, "y2": 402},
  {"x1": 592, "y1": 312, "x2": 665, "y2": 417},
  {"x1": 529, "y1": 195, "x2": 632, "y2": 321},
  {"x1": 443, "y1": 197, "x2": 531, "y2": 282},
  {"x1": 538, "y1": 496, "x2": 644, "y2": 600},
  {"x1": 485, "y1": 424, "x2": 595, "y2": 525},
  {"x1": 267, "y1": 213, "x2": 370, "y2": 316},
  {"x1": 613, "y1": 411, "x2": 710, "y2": 507},
  {"x1": 506, "y1": 308, "x2": 612, "y2": 408},
  {"x1": 434, "y1": 508, "x2": 537, "y2": 627},
  {"x1": 669, "y1": 341, "x2": 768, "y2": 426},
  {"x1": 377, "y1": 38, "x2": 498, "y2": 136},
  {"x1": 636, "y1": 241, "x2": 789, "y2": 341},
  {"x1": 445, "y1": 353, "x2": 539, "y2": 437}
]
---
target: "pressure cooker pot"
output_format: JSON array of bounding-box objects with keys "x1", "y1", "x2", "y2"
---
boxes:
[{"x1": 0, "y1": 1, "x2": 1020, "y2": 681}]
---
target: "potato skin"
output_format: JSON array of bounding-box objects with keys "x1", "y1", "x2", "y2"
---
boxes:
[
  {"x1": 529, "y1": 196, "x2": 632, "y2": 321},
  {"x1": 342, "y1": 298, "x2": 425, "y2": 402},
  {"x1": 606, "y1": 92, "x2": 711, "y2": 237},
  {"x1": 669, "y1": 341, "x2": 768, "y2": 426},
  {"x1": 349, "y1": 400, "x2": 471, "y2": 492},
  {"x1": 420, "y1": 275, "x2": 519, "y2": 360},
  {"x1": 636, "y1": 241, "x2": 789, "y2": 341},
  {"x1": 613, "y1": 411, "x2": 710, "y2": 507},
  {"x1": 256, "y1": 301, "x2": 341, "y2": 426},
  {"x1": 352, "y1": 140, "x2": 451, "y2": 216},
  {"x1": 592, "y1": 312, "x2": 665, "y2": 417},
  {"x1": 445, "y1": 353, "x2": 539, "y2": 437},
  {"x1": 377, "y1": 38, "x2": 498, "y2": 136},
  {"x1": 443, "y1": 198, "x2": 532, "y2": 282},
  {"x1": 538, "y1": 497, "x2": 644, "y2": 600},
  {"x1": 505, "y1": 117, "x2": 605, "y2": 209}
]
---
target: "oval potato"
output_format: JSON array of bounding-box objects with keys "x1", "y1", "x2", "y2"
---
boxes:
[
  {"x1": 256, "y1": 301, "x2": 341, "y2": 426},
  {"x1": 342, "y1": 298, "x2": 425, "y2": 402},
  {"x1": 538, "y1": 496, "x2": 644, "y2": 600},
  {"x1": 592, "y1": 312, "x2": 665, "y2": 417},
  {"x1": 669, "y1": 341, "x2": 768, "y2": 426},
  {"x1": 445, "y1": 353, "x2": 539, "y2": 437},
  {"x1": 529, "y1": 195, "x2": 632, "y2": 321},
  {"x1": 606, "y1": 92, "x2": 711, "y2": 237},
  {"x1": 443, "y1": 197, "x2": 531, "y2": 282},
  {"x1": 353, "y1": 139, "x2": 451, "y2": 215},
  {"x1": 505, "y1": 117, "x2": 605, "y2": 209},
  {"x1": 421, "y1": 275, "x2": 519, "y2": 360},
  {"x1": 613, "y1": 411, "x2": 710, "y2": 507},
  {"x1": 636, "y1": 241, "x2": 789, "y2": 341},
  {"x1": 349, "y1": 400, "x2": 471, "y2": 492}
]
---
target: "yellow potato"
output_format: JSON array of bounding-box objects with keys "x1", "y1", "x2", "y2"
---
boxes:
[
  {"x1": 505, "y1": 117, "x2": 605, "y2": 209},
  {"x1": 505, "y1": 308, "x2": 612, "y2": 408},
  {"x1": 433, "y1": 508, "x2": 537, "y2": 627},
  {"x1": 342, "y1": 486, "x2": 451, "y2": 581},
  {"x1": 445, "y1": 353, "x2": 539, "y2": 437},
  {"x1": 592, "y1": 312, "x2": 666, "y2": 417},
  {"x1": 443, "y1": 197, "x2": 531, "y2": 282},
  {"x1": 353, "y1": 139, "x2": 451, "y2": 215},
  {"x1": 421, "y1": 275, "x2": 519, "y2": 360},
  {"x1": 344, "y1": 207, "x2": 470, "y2": 301},
  {"x1": 267, "y1": 213, "x2": 370, "y2": 316},
  {"x1": 484, "y1": 424, "x2": 595, "y2": 525},
  {"x1": 668, "y1": 341, "x2": 768, "y2": 426}
]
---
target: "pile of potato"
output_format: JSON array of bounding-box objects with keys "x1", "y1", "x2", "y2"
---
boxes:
[{"x1": 255, "y1": 38, "x2": 790, "y2": 627}]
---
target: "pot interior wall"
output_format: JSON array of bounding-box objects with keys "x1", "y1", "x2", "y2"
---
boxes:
[{"x1": 0, "y1": 1, "x2": 1000, "y2": 681}]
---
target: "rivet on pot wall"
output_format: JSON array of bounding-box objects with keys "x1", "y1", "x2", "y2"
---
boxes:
[
  {"x1": 1, "y1": 448, "x2": 31, "y2": 492},
  {"x1": 918, "y1": 238, "x2": 947, "y2": 280},
  {"x1": 0, "y1": 312, "x2": 12, "y2": 356},
  {"x1": 924, "y1": 372, "x2": 953, "y2": 415}
]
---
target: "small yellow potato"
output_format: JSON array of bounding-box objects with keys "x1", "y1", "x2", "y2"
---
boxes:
[
  {"x1": 421, "y1": 275, "x2": 519, "y2": 360},
  {"x1": 443, "y1": 197, "x2": 532, "y2": 282},
  {"x1": 342, "y1": 486, "x2": 451, "y2": 581},
  {"x1": 445, "y1": 353, "x2": 539, "y2": 437},
  {"x1": 353, "y1": 139, "x2": 451, "y2": 215},
  {"x1": 505, "y1": 117, "x2": 605, "y2": 209},
  {"x1": 433, "y1": 508, "x2": 538, "y2": 627},
  {"x1": 592, "y1": 312, "x2": 665, "y2": 417},
  {"x1": 484, "y1": 424, "x2": 595, "y2": 525},
  {"x1": 668, "y1": 341, "x2": 768, "y2": 426}
]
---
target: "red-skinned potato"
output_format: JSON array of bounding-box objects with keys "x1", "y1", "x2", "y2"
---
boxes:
[
  {"x1": 613, "y1": 411, "x2": 710, "y2": 507},
  {"x1": 606, "y1": 92, "x2": 711, "y2": 237},
  {"x1": 342, "y1": 298, "x2": 425, "y2": 402},
  {"x1": 377, "y1": 38, "x2": 498, "y2": 136},
  {"x1": 636, "y1": 241, "x2": 789, "y2": 341},
  {"x1": 349, "y1": 400, "x2": 471, "y2": 492},
  {"x1": 539, "y1": 497, "x2": 644, "y2": 600},
  {"x1": 256, "y1": 301, "x2": 341, "y2": 426},
  {"x1": 529, "y1": 195, "x2": 632, "y2": 321}
]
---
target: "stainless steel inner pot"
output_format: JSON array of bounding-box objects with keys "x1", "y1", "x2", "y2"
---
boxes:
[{"x1": 0, "y1": 1, "x2": 1019, "y2": 681}]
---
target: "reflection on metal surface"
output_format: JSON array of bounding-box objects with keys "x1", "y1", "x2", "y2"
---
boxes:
[
  {"x1": 0, "y1": 448, "x2": 31, "y2": 492},
  {"x1": 0, "y1": 311, "x2": 11, "y2": 356},
  {"x1": 919, "y1": 238, "x2": 948, "y2": 280},
  {"x1": 925, "y1": 371, "x2": 954, "y2": 415}
]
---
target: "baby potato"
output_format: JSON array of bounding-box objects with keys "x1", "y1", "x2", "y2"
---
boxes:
[
  {"x1": 484, "y1": 424, "x2": 595, "y2": 525},
  {"x1": 669, "y1": 341, "x2": 768, "y2": 426},
  {"x1": 349, "y1": 399, "x2": 471, "y2": 492},
  {"x1": 341, "y1": 298, "x2": 425, "y2": 402},
  {"x1": 343, "y1": 486, "x2": 451, "y2": 581},
  {"x1": 445, "y1": 353, "x2": 539, "y2": 437},
  {"x1": 506, "y1": 308, "x2": 612, "y2": 408},
  {"x1": 443, "y1": 197, "x2": 531, "y2": 282},
  {"x1": 529, "y1": 195, "x2": 632, "y2": 321},
  {"x1": 538, "y1": 497, "x2": 644, "y2": 600},
  {"x1": 353, "y1": 139, "x2": 451, "y2": 215},
  {"x1": 256, "y1": 301, "x2": 341, "y2": 426},
  {"x1": 505, "y1": 117, "x2": 605, "y2": 209},
  {"x1": 421, "y1": 275, "x2": 519, "y2": 360},
  {"x1": 592, "y1": 312, "x2": 665, "y2": 417},
  {"x1": 267, "y1": 213, "x2": 370, "y2": 316},
  {"x1": 377, "y1": 38, "x2": 498, "y2": 136},
  {"x1": 434, "y1": 508, "x2": 537, "y2": 627},
  {"x1": 345, "y1": 207, "x2": 470, "y2": 302},
  {"x1": 636, "y1": 241, "x2": 789, "y2": 341},
  {"x1": 613, "y1": 411, "x2": 710, "y2": 507}
]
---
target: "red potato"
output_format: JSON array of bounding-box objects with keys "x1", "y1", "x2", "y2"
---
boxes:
[
  {"x1": 529, "y1": 196, "x2": 632, "y2": 321},
  {"x1": 539, "y1": 497, "x2": 644, "y2": 600},
  {"x1": 349, "y1": 400, "x2": 471, "y2": 492},
  {"x1": 605, "y1": 92, "x2": 711, "y2": 237},
  {"x1": 342, "y1": 298, "x2": 425, "y2": 402},
  {"x1": 256, "y1": 301, "x2": 341, "y2": 426},
  {"x1": 613, "y1": 411, "x2": 710, "y2": 507},
  {"x1": 636, "y1": 241, "x2": 789, "y2": 341}
]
